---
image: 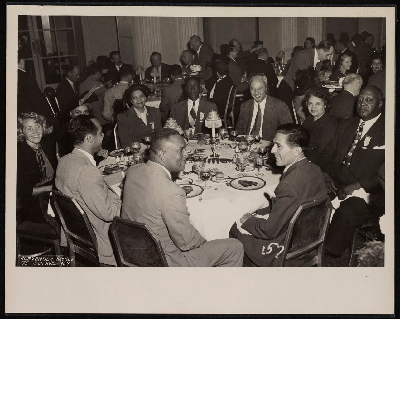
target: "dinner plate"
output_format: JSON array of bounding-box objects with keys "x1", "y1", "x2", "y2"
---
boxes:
[
  {"x1": 100, "y1": 163, "x2": 127, "y2": 175},
  {"x1": 211, "y1": 176, "x2": 232, "y2": 183},
  {"x1": 109, "y1": 149, "x2": 125, "y2": 157},
  {"x1": 229, "y1": 176, "x2": 266, "y2": 190},
  {"x1": 178, "y1": 183, "x2": 204, "y2": 198}
]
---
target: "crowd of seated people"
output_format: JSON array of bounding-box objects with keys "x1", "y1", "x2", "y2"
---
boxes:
[{"x1": 16, "y1": 27, "x2": 386, "y2": 267}]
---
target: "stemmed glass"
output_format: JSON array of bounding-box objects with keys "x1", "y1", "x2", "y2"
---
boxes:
[
  {"x1": 254, "y1": 134, "x2": 261, "y2": 143},
  {"x1": 238, "y1": 140, "x2": 248, "y2": 154},
  {"x1": 183, "y1": 129, "x2": 191, "y2": 143},
  {"x1": 200, "y1": 168, "x2": 211, "y2": 189},
  {"x1": 245, "y1": 135, "x2": 254, "y2": 151},
  {"x1": 143, "y1": 136, "x2": 151, "y2": 149},
  {"x1": 254, "y1": 155, "x2": 264, "y2": 176},
  {"x1": 131, "y1": 142, "x2": 141, "y2": 152},
  {"x1": 235, "y1": 154, "x2": 247, "y2": 177},
  {"x1": 192, "y1": 161, "x2": 204, "y2": 182},
  {"x1": 258, "y1": 145, "x2": 267, "y2": 158}
]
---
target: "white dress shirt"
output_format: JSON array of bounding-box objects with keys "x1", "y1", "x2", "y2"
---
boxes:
[
  {"x1": 359, "y1": 113, "x2": 381, "y2": 139},
  {"x1": 135, "y1": 106, "x2": 148, "y2": 126},
  {"x1": 249, "y1": 97, "x2": 267, "y2": 136},
  {"x1": 209, "y1": 75, "x2": 226, "y2": 99},
  {"x1": 313, "y1": 49, "x2": 319, "y2": 69},
  {"x1": 66, "y1": 77, "x2": 76, "y2": 92}
]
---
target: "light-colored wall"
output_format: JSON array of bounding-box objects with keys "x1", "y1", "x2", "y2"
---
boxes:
[
  {"x1": 81, "y1": 16, "x2": 119, "y2": 63},
  {"x1": 259, "y1": 18, "x2": 282, "y2": 61}
]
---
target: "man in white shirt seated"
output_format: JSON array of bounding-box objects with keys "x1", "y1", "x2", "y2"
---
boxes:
[
  {"x1": 324, "y1": 86, "x2": 385, "y2": 257},
  {"x1": 235, "y1": 75, "x2": 292, "y2": 141},
  {"x1": 55, "y1": 115, "x2": 121, "y2": 266}
]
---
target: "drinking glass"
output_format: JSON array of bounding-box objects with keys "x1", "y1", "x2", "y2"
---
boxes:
[
  {"x1": 254, "y1": 156, "x2": 264, "y2": 176},
  {"x1": 200, "y1": 169, "x2": 211, "y2": 189},
  {"x1": 258, "y1": 145, "x2": 267, "y2": 157},
  {"x1": 131, "y1": 142, "x2": 141, "y2": 152},
  {"x1": 245, "y1": 135, "x2": 254, "y2": 151},
  {"x1": 254, "y1": 134, "x2": 261, "y2": 143},
  {"x1": 238, "y1": 141, "x2": 248, "y2": 154},
  {"x1": 183, "y1": 129, "x2": 191, "y2": 142},
  {"x1": 143, "y1": 136, "x2": 151, "y2": 149},
  {"x1": 192, "y1": 161, "x2": 204, "y2": 182}
]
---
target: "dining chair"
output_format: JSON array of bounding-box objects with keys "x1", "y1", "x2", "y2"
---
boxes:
[
  {"x1": 224, "y1": 85, "x2": 237, "y2": 129},
  {"x1": 348, "y1": 206, "x2": 384, "y2": 267},
  {"x1": 16, "y1": 192, "x2": 62, "y2": 265},
  {"x1": 277, "y1": 196, "x2": 332, "y2": 267},
  {"x1": 51, "y1": 191, "x2": 100, "y2": 267},
  {"x1": 110, "y1": 217, "x2": 168, "y2": 267}
]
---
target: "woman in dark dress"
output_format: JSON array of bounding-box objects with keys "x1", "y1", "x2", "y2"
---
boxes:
[
  {"x1": 117, "y1": 84, "x2": 162, "y2": 148},
  {"x1": 17, "y1": 112, "x2": 57, "y2": 223},
  {"x1": 302, "y1": 88, "x2": 338, "y2": 175}
]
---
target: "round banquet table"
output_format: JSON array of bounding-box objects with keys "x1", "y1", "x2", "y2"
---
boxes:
[{"x1": 99, "y1": 138, "x2": 282, "y2": 241}]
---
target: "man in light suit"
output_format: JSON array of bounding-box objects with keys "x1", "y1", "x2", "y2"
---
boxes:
[
  {"x1": 121, "y1": 129, "x2": 244, "y2": 267},
  {"x1": 56, "y1": 64, "x2": 81, "y2": 118},
  {"x1": 324, "y1": 86, "x2": 385, "y2": 257},
  {"x1": 230, "y1": 124, "x2": 328, "y2": 267},
  {"x1": 170, "y1": 77, "x2": 218, "y2": 134},
  {"x1": 159, "y1": 64, "x2": 186, "y2": 124},
  {"x1": 277, "y1": 40, "x2": 334, "y2": 110},
  {"x1": 55, "y1": 115, "x2": 121, "y2": 266},
  {"x1": 329, "y1": 73, "x2": 363, "y2": 120},
  {"x1": 189, "y1": 35, "x2": 214, "y2": 81},
  {"x1": 236, "y1": 75, "x2": 292, "y2": 141}
]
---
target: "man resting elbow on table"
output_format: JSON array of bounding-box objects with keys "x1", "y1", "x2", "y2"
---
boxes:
[{"x1": 230, "y1": 124, "x2": 328, "y2": 267}]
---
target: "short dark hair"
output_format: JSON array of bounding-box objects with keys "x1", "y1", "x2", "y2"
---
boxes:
[
  {"x1": 339, "y1": 32, "x2": 350, "y2": 45},
  {"x1": 276, "y1": 124, "x2": 310, "y2": 150},
  {"x1": 87, "y1": 63, "x2": 101, "y2": 76},
  {"x1": 151, "y1": 52, "x2": 161, "y2": 59},
  {"x1": 335, "y1": 39, "x2": 346, "y2": 48},
  {"x1": 119, "y1": 65, "x2": 133, "y2": 80},
  {"x1": 169, "y1": 64, "x2": 182, "y2": 77},
  {"x1": 305, "y1": 37, "x2": 316, "y2": 47},
  {"x1": 150, "y1": 128, "x2": 181, "y2": 154},
  {"x1": 369, "y1": 52, "x2": 385, "y2": 68},
  {"x1": 351, "y1": 34, "x2": 362, "y2": 45},
  {"x1": 109, "y1": 51, "x2": 120, "y2": 59},
  {"x1": 67, "y1": 115, "x2": 98, "y2": 145},
  {"x1": 185, "y1": 76, "x2": 201, "y2": 87},
  {"x1": 228, "y1": 46, "x2": 236, "y2": 54},
  {"x1": 65, "y1": 64, "x2": 78, "y2": 76},
  {"x1": 255, "y1": 48, "x2": 269, "y2": 58},
  {"x1": 361, "y1": 85, "x2": 383, "y2": 102},
  {"x1": 316, "y1": 40, "x2": 334, "y2": 51},
  {"x1": 122, "y1": 84, "x2": 150, "y2": 107},
  {"x1": 214, "y1": 60, "x2": 229, "y2": 76},
  {"x1": 304, "y1": 87, "x2": 331, "y2": 111}
]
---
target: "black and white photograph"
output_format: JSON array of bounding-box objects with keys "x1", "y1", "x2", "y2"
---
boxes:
[{"x1": 6, "y1": 5, "x2": 395, "y2": 314}]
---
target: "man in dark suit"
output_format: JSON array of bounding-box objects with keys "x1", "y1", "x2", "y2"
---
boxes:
[
  {"x1": 159, "y1": 64, "x2": 186, "y2": 124},
  {"x1": 226, "y1": 46, "x2": 248, "y2": 93},
  {"x1": 347, "y1": 34, "x2": 362, "y2": 53},
  {"x1": 329, "y1": 73, "x2": 363, "y2": 120},
  {"x1": 334, "y1": 39, "x2": 359, "y2": 74},
  {"x1": 189, "y1": 35, "x2": 214, "y2": 81},
  {"x1": 325, "y1": 86, "x2": 385, "y2": 257},
  {"x1": 56, "y1": 64, "x2": 81, "y2": 118},
  {"x1": 121, "y1": 129, "x2": 244, "y2": 267},
  {"x1": 17, "y1": 52, "x2": 52, "y2": 119},
  {"x1": 230, "y1": 124, "x2": 328, "y2": 267},
  {"x1": 208, "y1": 61, "x2": 234, "y2": 119},
  {"x1": 229, "y1": 38, "x2": 257, "y2": 74},
  {"x1": 170, "y1": 77, "x2": 218, "y2": 134},
  {"x1": 247, "y1": 48, "x2": 279, "y2": 97},
  {"x1": 354, "y1": 34, "x2": 375, "y2": 77},
  {"x1": 104, "y1": 51, "x2": 133, "y2": 86},
  {"x1": 145, "y1": 52, "x2": 171, "y2": 82},
  {"x1": 236, "y1": 75, "x2": 292, "y2": 141},
  {"x1": 277, "y1": 40, "x2": 335, "y2": 110}
]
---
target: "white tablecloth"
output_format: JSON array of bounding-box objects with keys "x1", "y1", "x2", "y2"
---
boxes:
[
  {"x1": 99, "y1": 139, "x2": 282, "y2": 241},
  {"x1": 145, "y1": 98, "x2": 161, "y2": 108},
  {"x1": 181, "y1": 140, "x2": 281, "y2": 240}
]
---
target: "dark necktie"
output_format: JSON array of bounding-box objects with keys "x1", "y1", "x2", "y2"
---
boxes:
[
  {"x1": 190, "y1": 101, "x2": 197, "y2": 121},
  {"x1": 34, "y1": 146, "x2": 47, "y2": 182},
  {"x1": 343, "y1": 121, "x2": 365, "y2": 166},
  {"x1": 250, "y1": 103, "x2": 262, "y2": 137}
]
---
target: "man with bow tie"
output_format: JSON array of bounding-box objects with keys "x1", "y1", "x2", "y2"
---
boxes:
[
  {"x1": 170, "y1": 77, "x2": 217, "y2": 134},
  {"x1": 56, "y1": 64, "x2": 80, "y2": 118},
  {"x1": 324, "y1": 86, "x2": 385, "y2": 258}
]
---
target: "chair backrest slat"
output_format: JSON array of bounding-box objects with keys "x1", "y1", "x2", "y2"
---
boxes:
[
  {"x1": 278, "y1": 196, "x2": 332, "y2": 267},
  {"x1": 110, "y1": 217, "x2": 168, "y2": 267}
]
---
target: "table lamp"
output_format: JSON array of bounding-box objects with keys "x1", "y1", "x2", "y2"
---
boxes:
[{"x1": 204, "y1": 110, "x2": 222, "y2": 138}]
